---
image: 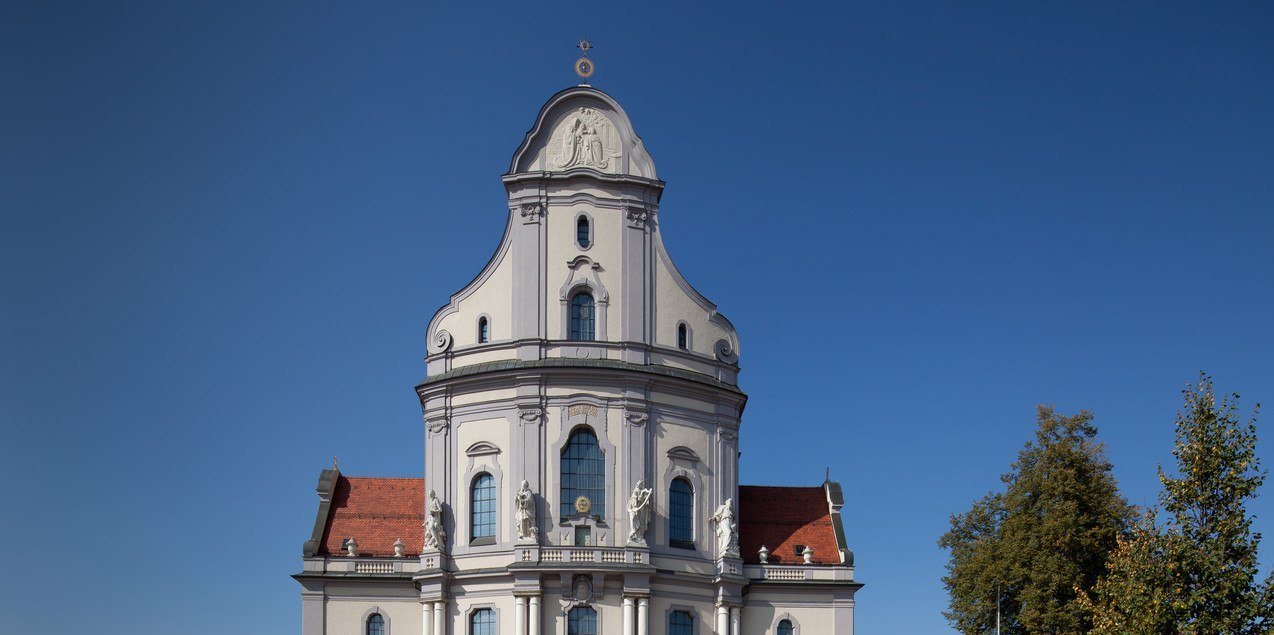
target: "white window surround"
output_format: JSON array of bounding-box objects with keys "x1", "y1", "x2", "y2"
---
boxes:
[
  {"x1": 562, "y1": 605, "x2": 603, "y2": 635},
  {"x1": 663, "y1": 446, "x2": 704, "y2": 553},
  {"x1": 574, "y1": 212, "x2": 595, "y2": 251},
  {"x1": 461, "y1": 443, "x2": 503, "y2": 548},
  {"x1": 362, "y1": 606, "x2": 390, "y2": 635},
  {"x1": 467, "y1": 604, "x2": 500, "y2": 635},
  {"x1": 665, "y1": 604, "x2": 701, "y2": 635},
  {"x1": 676, "y1": 320, "x2": 692, "y2": 350},
  {"x1": 558, "y1": 257, "x2": 609, "y2": 341},
  {"x1": 772, "y1": 614, "x2": 800, "y2": 635}
]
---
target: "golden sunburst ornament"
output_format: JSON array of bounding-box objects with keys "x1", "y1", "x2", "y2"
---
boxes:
[
  {"x1": 574, "y1": 495, "x2": 592, "y2": 514},
  {"x1": 574, "y1": 37, "x2": 595, "y2": 82}
]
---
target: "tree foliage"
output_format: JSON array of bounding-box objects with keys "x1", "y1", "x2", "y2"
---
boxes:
[
  {"x1": 1084, "y1": 374, "x2": 1274, "y2": 634},
  {"x1": 940, "y1": 406, "x2": 1133, "y2": 634}
]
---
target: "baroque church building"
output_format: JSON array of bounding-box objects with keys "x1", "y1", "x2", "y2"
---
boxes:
[{"x1": 294, "y1": 82, "x2": 862, "y2": 635}]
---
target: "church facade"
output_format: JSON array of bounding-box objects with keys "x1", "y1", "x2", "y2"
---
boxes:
[{"x1": 294, "y1": 84, "x2": 861, "y2": 635}]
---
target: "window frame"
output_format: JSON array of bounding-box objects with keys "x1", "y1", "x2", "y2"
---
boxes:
[
  {"x1": 567, "y1": 606, "x2": 598, "y2": 635},
  {"x1": 772, "y1": 614, "x2": 800, "y2": 635},
  {"x1": 568, "y1": 292, "x2": 596, "y2": 341},
  {"x1": 477, "y1": 315, "x2": 490, "y2": 344},
  {"x1": 362, "y1": 607, "x2": 390, "y2": 635},
  {"x1": 575, "y1": 213, "x2": 594, "y2": 250},
  {"x1": 469, "y1": 606, "x2": 497, "y2": 635},
  {"x1": 668, "y1": 609, "x2": 694, "y2": 635},
  {"x1": 668, "y1": 477, "x2": 695, "y2": 549},
  {"x1": 676, "y1": 322, "x2": 690, "y2": 350},
  {"x1": 560, "y1": 426, "x2": 606, "y2": 519},
  {"x1": 470, "y1": 472, "x2": 497, "y2": 545}
]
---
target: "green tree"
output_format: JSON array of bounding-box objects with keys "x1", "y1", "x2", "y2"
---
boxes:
[
  {"x1": 940, "y1": 406, "x2": 1133, "y2": 634},
  {"x1": 1084, "y1": 374, "x2": 1274, "y2": 633}
]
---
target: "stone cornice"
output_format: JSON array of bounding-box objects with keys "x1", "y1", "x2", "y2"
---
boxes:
[{"x1": 417, "y1": 358, "x2": 747, "y2": 397}]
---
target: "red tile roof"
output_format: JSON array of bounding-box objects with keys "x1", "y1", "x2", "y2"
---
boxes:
[
  {"x1": 313, "y1": 477, "x2": 842, "y2": 565},
  {"x1": 318, "y1": 476, "x2": 425, "y2": 557},
  {"x1": 738, "y1": 485, "x2": 840, "y2": 565}
]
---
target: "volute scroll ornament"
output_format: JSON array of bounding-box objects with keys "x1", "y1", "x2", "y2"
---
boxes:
[
  {"x1": 430, "y1": 330, "x2": 454, "y2": 354},
  {"x1": 714, "y1": 338, "x2": 738, "y2": 364}
]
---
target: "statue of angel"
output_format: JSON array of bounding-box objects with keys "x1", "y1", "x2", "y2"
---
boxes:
[
  {"x1": 515, "y1": 480, "x2": 538, "y2": 542},
  {"x1": 711, "y1": 498, "x2": 739, "y2": 557},
  {"x1": 626, "y1": 479, "x2": 653, "y2": 546},
  {"x1": 424, "y1": 489, "x2": 446, "y2": 550}
]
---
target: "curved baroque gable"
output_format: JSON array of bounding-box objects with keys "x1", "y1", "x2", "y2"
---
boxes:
[{"x1": 507, "y1": 87, "x2": 657, "y2": 180}]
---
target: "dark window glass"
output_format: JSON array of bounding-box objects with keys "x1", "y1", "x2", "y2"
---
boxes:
[
  {"x1": 777, "y1": 619, "x2": 794, "y2": 635},
  {"x1": 471, "y1": 608, "x2": 496, "y2": 635},
  {"x1": 669, "y1": 610, "x2": 693, "y2": 635},
  {"x1": 478, "y1": 317, "x2": 489, "y2": 343},
  {"x1": 669, "y1": 477, "x2": 694, "y2": 548},
  {"x1": 366, "y1": 613, "x2": 385, "y2": 635},
  {"x1": 471, "y1": 473, "x2": 496, "y2": 541},
  {"x1": 569, "y1": 293, "x2": 596, "y2": 341},
  {"x1": 568, "y1": 607, "x2": 597, "y2": 635},
  {"x1": 577, "y1": 217, "x2": 591, "y2": 248},
  {"x1": 677, "y1": 323, "x2": 688, "y2": 350},
  {"x1": 561, "y1": 428, "x2": 605, "y2": 518}
]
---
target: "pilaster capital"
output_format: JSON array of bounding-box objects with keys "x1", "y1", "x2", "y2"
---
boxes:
[{"x1": 517, "y1": 203, "x2": 545, "y2": 223}]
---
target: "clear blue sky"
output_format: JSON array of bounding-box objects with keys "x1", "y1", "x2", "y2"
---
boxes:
[{"x1": 3, "y1": 1, "x2": 1272, "y2": 633}]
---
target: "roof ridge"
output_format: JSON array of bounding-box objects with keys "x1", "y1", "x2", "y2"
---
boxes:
[
  {"x1": 740, "y1": 484, "x2": 825, "y2": 490},
  {"x1": 342, "y1": 475, "x2": 424, "y2": 481}
]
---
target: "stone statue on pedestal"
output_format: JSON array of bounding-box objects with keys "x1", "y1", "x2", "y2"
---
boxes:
[
  {"x1": 424, "y1": 489, "x2": 446, "y2": 550},
  {"x1": 514, "y1": 480, "x2": 538, "y2": 542},
  {"x1": 626, "y1": 480, "x2": 653, "y2": 546},
  {"x1": 711, "y1": 498, "x2": 739, "y2": 558}
]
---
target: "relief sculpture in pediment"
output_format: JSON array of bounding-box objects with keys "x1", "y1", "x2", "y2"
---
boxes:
[{"x1": 550, "y1": 107, "x2": 620, "y2": 172}]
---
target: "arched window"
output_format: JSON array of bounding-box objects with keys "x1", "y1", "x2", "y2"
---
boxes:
[
  {"x1": 470, "y1": 473, "x2": 496, "y2": 543},
  {"x1": 478, "y1": 317, "x2": 489, "y2": 343},
  {"x1": 471, "y1": 608, "x2": 496, "y2": 635},
  {"x1": 568, "y1": 607, "x2": 597, "y2": 635},
  {"x1": 677, "y1": 323, "x2": 688, "y2": 350},
  {"x1": 366, "y1": 613, "x2": 385, "y2": 635},
  {"x1": 777, "y1": 619, "x2": 794, "y2": 635},
  {"x1": 669, "y1": 610, "x2": 693, "y2": 635},
  {"x1": 561, "y1": 428, "x2": 605, "y2": 518},
  {"x1": 577, "y1": 216, "x2": 591, "y2": 248},
  {"x1": 669, "y1": 477, "x2": 694, "y2": 549},
  {"x1": 569, "y1": 292, "x2": 596, "y2": 341}
]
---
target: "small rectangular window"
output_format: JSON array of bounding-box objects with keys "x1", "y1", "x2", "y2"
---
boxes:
[{"x1": 574, "y1": 526, "x2": 591, "y2": 546}]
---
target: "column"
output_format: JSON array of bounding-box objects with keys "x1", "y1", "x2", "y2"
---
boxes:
[
  {"x1": 422, "y1": 602, "x2": 433, "y2": 635},
  {"x1": 716, "y1": 605, "x2": 729, "y2": 634},
  {"x1": 623, "y1": 597, "x2": 636, "y2": 635},
  {"x1": 433, "y1": 601, "x2": 445, "y2": 635},
  {"x1": 637, "y1": 598, "x2": 649, "y2": 635},
  {"x1": 515, "y1": 597, "x2": 527, "y2": 635},
  {"x1": 529, "y1": 595, "x2": 541, "y2": 635},
  {"x1": 730, "y1": 607, "x2": 740, "y2": 635}
]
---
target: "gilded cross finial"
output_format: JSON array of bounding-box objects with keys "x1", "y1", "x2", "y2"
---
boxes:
[{"x1": 574, "y1": 37, "x2": 595, "y2": 83}]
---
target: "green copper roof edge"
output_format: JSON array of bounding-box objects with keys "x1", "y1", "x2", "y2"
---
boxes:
[{"x1": 419, "y1": 358, "x2": 745, "y2": 395}]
